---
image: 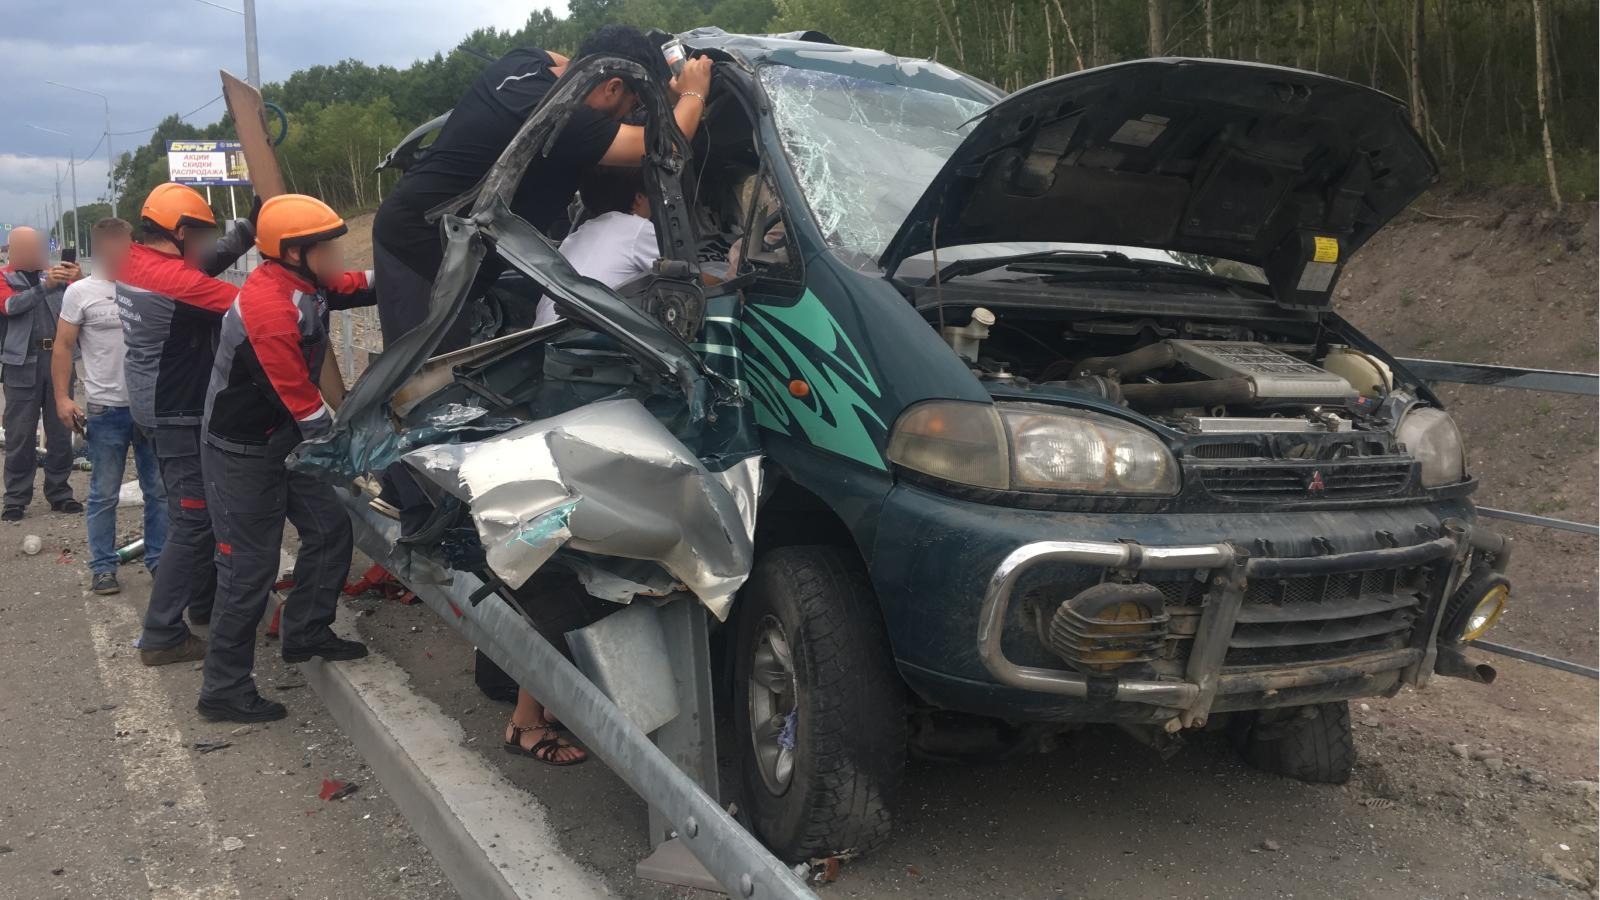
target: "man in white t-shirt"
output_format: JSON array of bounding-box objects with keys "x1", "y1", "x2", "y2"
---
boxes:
[
  {"x1": 535, "y1": 167, "x2": 660, "y2": 327},
  {"x1": 52, "y1": 218, "x2": 167, "y2": 596}
]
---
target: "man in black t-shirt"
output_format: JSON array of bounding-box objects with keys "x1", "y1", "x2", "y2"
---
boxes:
[{"x1": 372, "y1": 24, "x2": 713, "y2": 346}]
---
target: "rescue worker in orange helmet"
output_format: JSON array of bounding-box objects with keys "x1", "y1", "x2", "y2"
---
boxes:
[
  {"x1": 118, "y1": 182, "x2": 257, "y2": 667},
  {"x1": 196, "y1": 194, "x2": 374, "y2": 723}
]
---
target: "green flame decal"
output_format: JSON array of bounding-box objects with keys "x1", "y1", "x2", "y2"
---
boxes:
[{"x1": 740, "y1": 291, "x2": 887, "y2": 470}]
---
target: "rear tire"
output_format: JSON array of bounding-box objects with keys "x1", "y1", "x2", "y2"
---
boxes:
[
  {"x1": 732, "y1": 546, "x2": 908, "y2": 861},
  {"x1": 1230, "y1": 700, "x2": 1354, "y2": 784}
]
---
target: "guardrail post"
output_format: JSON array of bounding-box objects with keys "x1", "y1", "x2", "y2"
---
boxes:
[{"x1": 344, "y1": 503, "x2": 814, "y2": 899}]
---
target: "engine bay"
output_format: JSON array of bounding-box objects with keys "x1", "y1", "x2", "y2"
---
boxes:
[{"x1": 930, "y1": 305, "x2": 1411, "y2": 439}]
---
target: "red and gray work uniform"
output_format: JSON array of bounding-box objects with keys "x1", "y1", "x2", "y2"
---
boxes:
[
  {"x1": 116, "y1": 231, "x2": 251, "y2": 650},
  {"x1": 197, "y1": 262, "x2": 375, "y2": 703},
  {"x1": 0, "y1": 266, "x2": 73, "y2": 509}
]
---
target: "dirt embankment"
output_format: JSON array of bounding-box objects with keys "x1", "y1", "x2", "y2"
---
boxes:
[
  {"x1": 1338, "y1": 192, "x2": 1598, "y2": 668},
  {"x1": 345, "y1": 211, "x2": 377, "y2": 271}
]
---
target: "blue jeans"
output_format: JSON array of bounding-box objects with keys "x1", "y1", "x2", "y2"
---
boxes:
[{"x1": 85, "y1": 405, "x2": 167, "y2": 575}]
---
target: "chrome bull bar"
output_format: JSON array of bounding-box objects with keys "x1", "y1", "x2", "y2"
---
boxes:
[{"x1": 976, "y1": 526, "x2": 1469, "y2": 728}]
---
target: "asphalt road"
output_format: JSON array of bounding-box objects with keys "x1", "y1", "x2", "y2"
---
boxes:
[
  {"x1": 358, "y1": 589, "x2": 1598, "y2": 900},
  {"x1": 0, "y1": 468, "x2": 453, "y2": 900},
  {"x1": 1, "y1": 463, "x2": 1593, "y2": 899}
]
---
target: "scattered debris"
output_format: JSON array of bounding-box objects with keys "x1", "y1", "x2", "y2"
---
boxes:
[
  {"x1": 221, "y1": 837, "x2": 244, "y2": 852},
  {"x1": 1448, "y1": 743, "x2": 1471, "y2": 759},
  {"x1": 809, "y1": 856, "x2": 842, "y2": 884},
  {"x1": 1260, "y1": 840, "x2": 1282, "y2": 852},
  {"x1": 319, "y1": 779, "x2": 360, "y2": 801},
  {"x1": 21, "y1": 535, "x2": 41, "y2": 556},
  {"x1": 230, "y1": 725, "x2": 254, "y2": 737},
  {"x1": 1469, "y1": 747, "x2": 1499, "y2": 761},
  {"x1": 192, "y1": 739, "x2": 233, "y2": 754},
  {"x1": 1362, "y1": 797, "x2": 1396, "y2": 810},
  {"x1": 50, "y1": 867, "x2": 64, "y2": 876},
  {"x1": 160, "y1": 800, "x2": 176, "y2": 808}
]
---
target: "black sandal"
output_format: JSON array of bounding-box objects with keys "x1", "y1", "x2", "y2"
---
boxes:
[{"x1": 503, "y1": 723, "x2": 588, "y2": 767}]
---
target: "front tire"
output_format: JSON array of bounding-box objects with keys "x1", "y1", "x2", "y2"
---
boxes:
[
  {"x1": 732, "y1": 546, "x2": 908, "y2": 861},
  {"x1": 1230, "y1": 700, "x2": 1354, "y2": 784}
]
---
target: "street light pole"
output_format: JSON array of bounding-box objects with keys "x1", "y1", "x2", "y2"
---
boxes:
[
  {"x1": 68, "y1": 157, "x2": 79, "y2": 251},
  {"x1": 188, "y1": 0, "x2": 260, "y2": 88},
  {"x1": 28, "y1": 124, "x2": 82, "y2": 250},
  {"x1": 45, "y1": 81, "x2": 116, "y2": 214},
  {"x1": 244, "y1": 0, "x2": 260, "y2": 88},
  {"x1": 54, "y1": 164, "x2": 64, "y2": 250}
]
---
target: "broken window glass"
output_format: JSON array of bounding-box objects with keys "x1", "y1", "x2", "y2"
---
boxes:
[{"x1": 758, "y1": 65, "x2": 987, "y2": 268}]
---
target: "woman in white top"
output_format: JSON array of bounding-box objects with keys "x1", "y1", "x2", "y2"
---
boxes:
[{"x1": 534, "y1": 167, "x2": 658, "y2": 327}]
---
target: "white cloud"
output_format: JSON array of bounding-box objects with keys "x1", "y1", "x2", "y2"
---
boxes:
[{"x1": 1, "y1": 0, "x2": 560, "y2": 225}]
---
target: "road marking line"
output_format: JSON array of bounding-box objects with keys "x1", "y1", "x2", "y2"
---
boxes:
[{"x1": 86, "y1": 598, "x2": 241, "y2": 900}]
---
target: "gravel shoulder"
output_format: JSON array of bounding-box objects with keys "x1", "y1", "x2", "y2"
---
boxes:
[{"x1": 356, "y1": 592, "x2": 1598, "y2": 899}]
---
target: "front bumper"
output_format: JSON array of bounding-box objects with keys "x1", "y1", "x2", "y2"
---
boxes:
[
  {"x1": 869, "y1": 485, "x2": 1506, "y2": 725},
  {"x1": 976, "y1": 533, "x2": 1463, "y2": 728}
]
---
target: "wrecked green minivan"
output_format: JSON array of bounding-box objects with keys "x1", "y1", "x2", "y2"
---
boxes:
[{"x1": 306, "y1": 30, "x2": 1512, "y2": 860}]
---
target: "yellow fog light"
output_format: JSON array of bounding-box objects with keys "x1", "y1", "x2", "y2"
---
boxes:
[
  {"x1": 1045, "y1": 584, "x2": 1170, "y2": 674},
  {"x1": 1460, "y1": 582, "x2": 1509, "y2": 642}
]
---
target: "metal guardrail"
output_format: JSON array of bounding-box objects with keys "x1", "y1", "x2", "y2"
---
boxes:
[
  {"x1": 344, "y1": 504, "x2": 816, "y2": 899},
  {"x1": 1398, "y1": 357, "x2": 1599, "y2": 397},
  {"x1": 1409, "y1": 357, "x2": 1599, "y2": 678},
  {"x1": 1477, "y1": 506, "x2": 1600, "y2": 537}
]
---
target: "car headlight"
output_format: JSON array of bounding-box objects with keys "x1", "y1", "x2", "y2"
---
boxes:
[
  {"x1": 1396, "y1": 406, "x2": 1466, "y2": 486},
  {"x1": 886, "y1": 401, "x2": 1179, "y2": 495}
]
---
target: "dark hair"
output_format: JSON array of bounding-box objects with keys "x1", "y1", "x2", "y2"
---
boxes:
[
  {"x1": 575, "y1": 25, "x2": 672, "y2": 88},
  {"x1": 578, "y1": 166, "x2": 646, "y2": 217}
]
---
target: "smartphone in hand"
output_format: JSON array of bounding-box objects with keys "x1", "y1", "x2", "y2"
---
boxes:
[{"x1": 61, "y1": 247, "x2": 77, "y2": 264}]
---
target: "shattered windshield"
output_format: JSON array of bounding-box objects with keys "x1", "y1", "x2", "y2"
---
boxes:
[{"x1": 759, "y1": 65, "x2": 988, "y2": 267}]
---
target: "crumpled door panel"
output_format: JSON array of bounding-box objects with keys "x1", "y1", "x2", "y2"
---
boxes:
[{"x1": 402, "y1": 398, "x2": 756, "y2": 620}]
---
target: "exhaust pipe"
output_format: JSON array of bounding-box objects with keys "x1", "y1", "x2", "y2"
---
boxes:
[{"x1": 1435, "y1": 644, "x2": 1497, "y2": 684}]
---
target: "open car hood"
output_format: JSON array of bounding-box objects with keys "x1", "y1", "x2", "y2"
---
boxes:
[{"x1": 879, "y1": 58, "x2": 1438, "y2": 307}]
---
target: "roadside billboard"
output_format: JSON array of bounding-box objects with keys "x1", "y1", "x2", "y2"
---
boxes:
[{"x1": 166, "y1": 140, "x2": 252, "y2": 187}]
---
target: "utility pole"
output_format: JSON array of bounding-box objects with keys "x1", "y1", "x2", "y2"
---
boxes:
[
  {"x1": 54, "y1": 164, "x2": 64, "y2": 250},
  {"x1": 46, "y1": 81, "x2": 116, "y2": 215},
  {"x1": 27, "y1": 124, "x2": 82, "y2": 249},
  {"x1": 68, "y1": 155, "x2": 80, "y2": 251},
  {"x1": 191, "y1": 0, "x2": 260, "y2": 88},
  {"x1": 244, "y1": 0, "x2": 261, "y2": 88}
]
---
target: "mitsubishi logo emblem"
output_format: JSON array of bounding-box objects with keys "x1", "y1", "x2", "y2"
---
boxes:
[{"x1": 1307, "y1": 470, "x2": 1327, "y2": 494}]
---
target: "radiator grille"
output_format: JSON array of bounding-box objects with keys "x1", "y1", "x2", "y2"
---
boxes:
[{"x1": 1195, "y1": 461, "x2": 1414, "y2": 501}]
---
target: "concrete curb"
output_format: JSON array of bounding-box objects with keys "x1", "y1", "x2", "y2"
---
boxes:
[{"x1": 300, "y1": 633, "x2": 608, "y2": 900}]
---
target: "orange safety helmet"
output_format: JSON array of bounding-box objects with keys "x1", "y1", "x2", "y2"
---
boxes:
[
  {"x1": 141, "y1": 182, "x2": 218, "y2": 232},
  {"x1": 255, "y1": 194, "x2": 347, "y2": 260}
]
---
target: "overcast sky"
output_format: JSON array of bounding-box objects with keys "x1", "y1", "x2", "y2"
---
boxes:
[{"x1": 0, "y1": 0, "x2": 556, "y2": 240}]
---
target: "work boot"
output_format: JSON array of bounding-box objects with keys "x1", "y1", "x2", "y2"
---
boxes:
[
  {"x1": 197, "y1": 690, "x2": 287, "y2": 724},
  {"x1": 139, "y1": 633, "x2": 206, "y2": 667},
  {"x1": 91, "y1": 572, "x2": 120, "y2": 595},
  {"x1": 282, "y1": 636, "x2": 368, "y2": 664},
  {"x1": 1, "y1": 506, "x2": 23, "y2": 522},
  {"x1": 50, "y1": 499, "x2": 84, "y2": 514}
]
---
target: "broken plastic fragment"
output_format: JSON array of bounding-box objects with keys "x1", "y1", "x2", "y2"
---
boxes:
[{"x1": 319, "y1": 779, "x2": 359, "y2": 801}]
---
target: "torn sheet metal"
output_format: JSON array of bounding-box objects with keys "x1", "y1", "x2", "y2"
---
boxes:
[
  {"x1": 293, "y1": 400, "x2": 519, "y2": 484},
  {"x1": 402, "y1": 399, "x2": 757, "y2": 619}
]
